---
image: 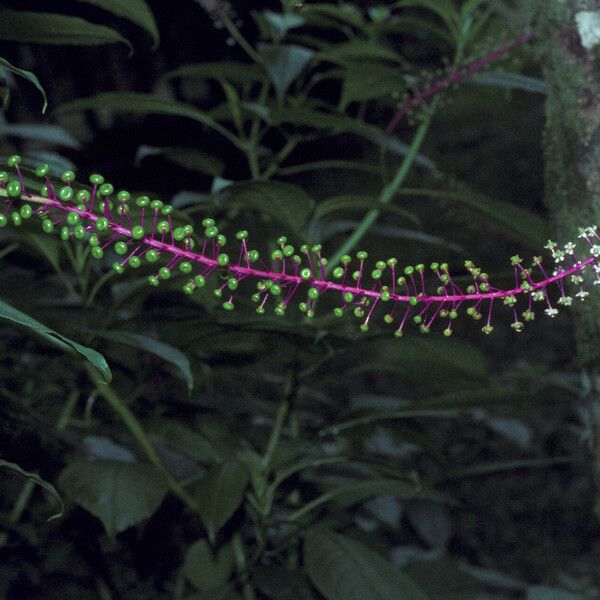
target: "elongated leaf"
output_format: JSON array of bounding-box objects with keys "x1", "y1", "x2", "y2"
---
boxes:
[
  {"x1": 304, "y1": 529, "x2": 429, "y2": 600},
  {"x1": 76, "y1": 0, "x2": 159, "y2": 48},
  {"x1": 470, "y1": 72, "x2": 547, "y2": 94},
  {"x1": 0, "y1": 10, "x2": 131, "y2": 50},
  {"x1": 300, "y1": 4, "x2": 366, "y2": 29},
  {"x1": 0, "y1": 298, "x2": 111, "y2": 382},
  {"x1": 0, "y1": 118, "x2": 79, "y2": 148},
  {"x1": 135, "y1": 145, "x2": 224, "y2": 177},
  {"x1": 258, "y1": 43, "x2": 314, "y2": 97},
  {"x1": 59, "y1": 460, "x2": 168, "y2": 537},
  {"x1": 0, "y1": 56, "x2": 47, "y2": 113},
  {"x1": 338, "y1": 62, "x2": 407, "y2": 108},
  {"x1": 56, "y1": 92, "x2": 243, "y2": 150},
  {"x1": 183, "y1": 539, "x2": 234, "y2": 591},
  {"x1": 161, "y1": 61, "x2": 265, "y2": 85},
  {"x1": 397, "y1": 186, "x2": 548, "y2": 248},
  {"x1": 0, "y1": 458, "x2": 64, "y2": 521},
  {"x1": 196, "y1": 461, "x2": 249, "y2": 543},
  {"x1": 312, "y1": 195, "x2": 419, "y2": 227},
  {"x1": 95, "y1": 330, "x2": 193, "y2": 391},
  {"x1": 219, "y1": 181, "x2": 313, "y2": 237},
  {"x1": 317, "y1": 40, "x2": 407, "y2": 65}
]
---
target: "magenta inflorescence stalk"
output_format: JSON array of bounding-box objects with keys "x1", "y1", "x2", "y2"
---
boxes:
[{"x1": 1, "y1": 155, "x2": 599, "y2": 337}]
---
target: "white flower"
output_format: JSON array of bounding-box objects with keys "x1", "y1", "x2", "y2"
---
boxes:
[
  {"x1": 594, "y1": 263, "x2": 600, "y2": 274},
  {"x1": 545, "y1": 239, "x2": 557, "y2": 250},
  {"x1": 554, "y1": 250, "x2": 566, "y2": 263},
  {"x1": 578, "y1": 227, "x2": 589, "y2": 239},
  {"x1": 564, "y1": 242, "x2": 576, "y2": 255},
  {"x1": 571, "y1": 274, "x2": 584, "y2": 284},
  {"x1": 587, "y1": 225, "x2": 598, "y2": 236},
  {"x1": 591, "y1": 245, "x2": 600, "y2": 257},
  {"x1": 576, "y1": 290, "x2": 590, "y2": 300},
  {"x1": 558, "y1": 295, "x2": 573, "y2": 306},
  {"x1": 545, "y1": 307, "x2": 559, "y2": 317}
]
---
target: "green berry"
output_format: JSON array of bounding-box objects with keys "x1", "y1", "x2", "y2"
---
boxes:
[
  {"x1": 136, "y1": 195, "x2": 150, "y2": 207},
  {"x1": 159, "y1": 267, "x2": 171, "y2": 280},
  {"x1": 194, "y1": 275, "x2": 206, "y2": 287},
  {"x1": 179, "y1": 261, "x2": 192, "y2": 274},
  {"x1": 89, "y1": 174, "x2": 104, "y2": 185},
  {"x1": 96, "y1": 217, "x2": 109, "y2": 232},
  {"x1": 217, "y1": 253, "x2": 229, "y2": 267},
  {"x1": 66, "y1": 212, "x2": 79, "y2": 226},
  {"x1": 228, "y1": 278, "x2": 238, "y2": 291},
  {"x1": 343, "y1": 292, "x2": 354, "y2": 303},
  {"x1": 307, "y1": 287, "x2": 319, "y2": 300},
  {"x1": 73, "y1": 225, "x2": 86, "y2": 239},
  {"x1": 112, "y1": 262, "x2": 124, "y2": 274},
  {"x1": 128, "y1": 256, "x2": 141, "y2": 268},
  {"x1": 58, "y1": 185, "x2": 75, "y2": 202},
  {"x1": 99, "y1": 183, "x2": 114, "y2": 196},
  {"x1": 59, "y1": 170, "x2": 75, "y2": 183},
  {"x1": 11, "y1": 212, "x2": 21, "y2": 226},
  {"x1": 114, "y1": 241, "x2": 128, "y2": 255},
  {"x1": 60, "y1": 226, "x2": 69, "y2": 240},
  {"x1": 145, "y1": 249, "x2": 159, "y2": 263},
  {"x1": 6, "y1": 180, "x2": 21, "y2": 198},
  {"x1": 236, "y1": 230, "x2": 248, "y2": 240},
  {"x1": 20, "y1": 204, "x2": 32, "y2": 219},
  {"x1": 91, "y1": 246, "x2": 104, "y2": 259},
  {"x1": 131, "y1": 225, "x2": 145, "y2": 240},
  {"x1": 300, "y1": 267, "x2": 312, "y2": 280},
  {"x1": 42, "y1": 219, "x2": 54, "y2": 233},
  {"x1": 148, "y1": 275, "x2": 160, "y2": 287},
  {"x1": 7, "y1": 155, "x2": 21, "y2": 167},
  {"x1": 356, "y1": 251, "x2": 368, "y2": 260},
  {"x1": 222, "y1": 301, "x2": 235, "y2": 311},
  {"x1": 332, "y1": 267, "x2": 344, "y2": 279},
  {"x1": 35, "y1": 164, "x2": 49, "y2": 177},
  {"x1": 0, "y1": 215, "x2": 6, "y2": 228}
]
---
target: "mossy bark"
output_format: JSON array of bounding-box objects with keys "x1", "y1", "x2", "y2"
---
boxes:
[{"x1": 538, "y1": 0, "x2": 600, "y2": 506}]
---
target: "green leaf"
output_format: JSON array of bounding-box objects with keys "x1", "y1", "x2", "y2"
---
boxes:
[
  {"x1": 397, "y1": 186, "x2": 549, "y2": 248},
  {"x1": 470, "y1": 71, "x2": 547, "y2": 94},
  {"x1": 290, "y1": 478, "x2": 445, "y2": 521},
  {"x1": 160, "y1": 61, "x2": 266, "y2": 86},
  {"x1": 300, "y1": 4, "x2": 366, "y2": 29},
  {"x1": 253, "y1": 565, "x2": 317, "y2": 600},
  {"x1": 257, "y1": 43, "x2": 314, "y2": 98},
  {"x1": 183, "y1": 539, "x2": 234, "y2": 591},
  {"x1": 0, "y1": 298, "x2": 111, "y2": 382},
  {"x1": 317, "y1": 40, "x2": 406, "y2": 65},
  {"x1": 527, "y1": 586, "x2": 583, "y2": 600},
  {"x1": 263, "y1": 10, "x2": 305, "y2": 39},
  {"x1": 311, "y1": 195, "x2": 420, "y2": 227},
  {"x1": 196, "y1": 461, "x2": 249, "y2": 543},
  {"x1": 76, "y1": 0, "x2": 159, "y2": 48},
  {"x1": 0, "y1": 10, "x2": 132, "y2": 51},
  {"x1": 304, "y1": 529, "x2": 429, "y2": 600},
  {"x1": 391, "y1": 0, "x2": 459, "y2": 38},
  {"x1": 219, "y1": 181, "x2": 314, "y2": 237},
  {"x1": 0, "y1": 118, "x2": 79, "y2": 147},
  {"x1": 58, "y1": 460, "x2": 168, "y2": 538},
  {"x1": 135, "y1": 145, "x2": 224, "y2": 177},
  {"x1": 338, "y1": 63, "x2": 407, "y2": 109},
  {"x1": 95, "y1": 330, "x2": 193, "y2": 391},
  {"x1": 0, "y1": 458, "x2": 64, "y2": 522},
  {"x1": 0, "y1": 56, "x2": 47, "y2": 113},
  {"x1": 344, "y1": 337, "x2": 487, "y2": 389},
  {"x1": 56, "y1": 92, "x2": 243, "y2": 150},
  {"x1": 148, "y1": 419, "x2": 223, "y2": 465}
]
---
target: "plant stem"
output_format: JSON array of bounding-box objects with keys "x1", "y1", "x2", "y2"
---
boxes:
[
  {"x1": 326, "y1": 96, "x2": 440, "y2": 272},
  {"x1": 232, "y1": 533, "x2": 257, "y2": 600},
  {"x1": 85, "y1": 364, "x2": 198, "y2": 512},
  {"x1": 220, "y1": 11, "x2": 263, "y2": 66}
]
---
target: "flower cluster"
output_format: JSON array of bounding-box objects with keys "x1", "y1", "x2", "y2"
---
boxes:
[{"x1": 0, "y1": 156, "x2": 598, "y2": 336}]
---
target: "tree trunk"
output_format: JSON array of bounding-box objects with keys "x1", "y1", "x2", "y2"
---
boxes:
[{"x1": 539, "y1": 0, "x2": 600, "y2": 508}]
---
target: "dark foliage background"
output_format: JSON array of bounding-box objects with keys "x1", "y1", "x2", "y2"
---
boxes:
[{"x1": 0, "y1": 1, "x2": 598, "y2": 599}]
